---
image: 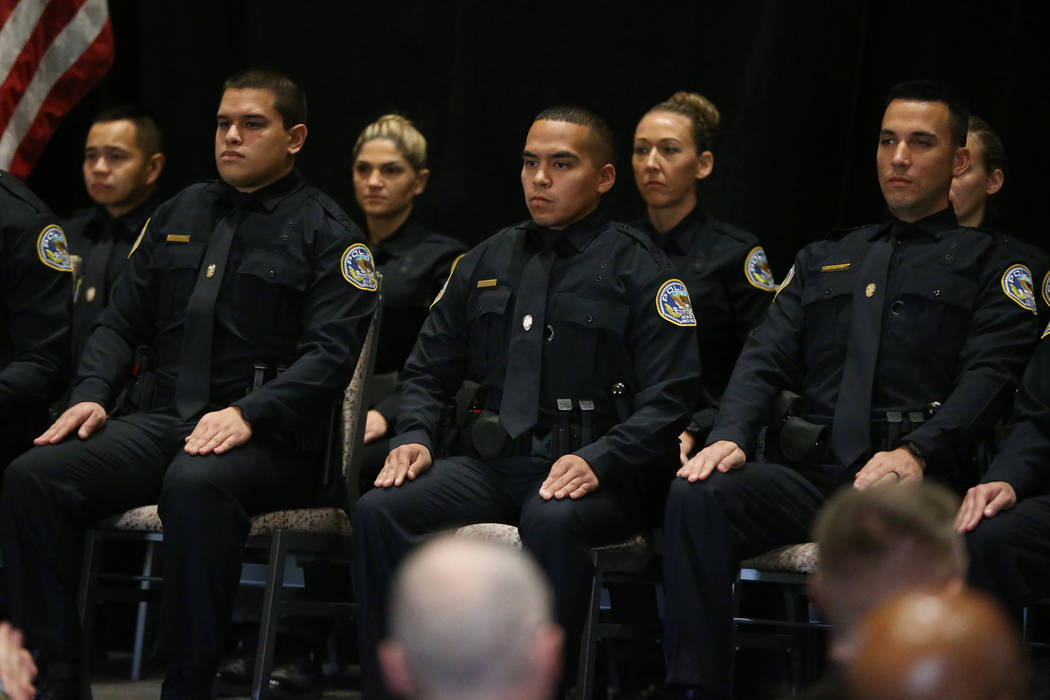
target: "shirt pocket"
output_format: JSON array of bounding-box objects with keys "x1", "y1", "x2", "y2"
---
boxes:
[
  {"x1": 800, "y1": 267, "x2": 856, "y2": 358},
  {"x1": 227, "y1": 249, "x2": 312, "y2": 343},
  {"x1": 888, "y1": 269, "x2": 976, "y2": 358},
  {"x1": 148, "y1": 242, "x2": 205, "y2": 326},
  {"x1": 466, "y1": 285, "x2": 512, "y2": 376},
  {"x1": 548, "y1": 294, "x2": 630, "y2": 390}
]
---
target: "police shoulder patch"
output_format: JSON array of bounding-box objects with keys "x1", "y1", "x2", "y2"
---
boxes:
[
  {"x1": 430, "y1": 253, "x2": 466, "y2": 309},
  {"x1": 656, "y1": 278, "x2": 697, "y2": 327},
  {"x1": 127, "y1": 218, "x2": 149, "y2": 259},
  {"x1": 37, "y1": 224, "x2": 72, "y2": 271},
  {"x1": 773, "y1": 264, "x2": 796, "y2": 301},
  {"x1": 744, "y1": 246, "x2": 777, "y2": 291},
  {"x1": 341, "y1": 243, "x2": 378, "y2": 291},
  {"x1": 1041, "y1": 269, "x2": 1050, "y2": 308},
  {"x1": 1001, "y1": 264, "x2": 1037, "y2": 314},
  {"x1": 1043, "y1": 321, "x2": 1050, "y2": 340}
]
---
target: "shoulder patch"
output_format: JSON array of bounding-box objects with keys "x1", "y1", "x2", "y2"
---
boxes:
[
  {"x1": 773, "y1": 264, "x2": 796, "y2": 301},
  {"x1": 128, "y1": 218, "x2": 149, "y2": 259},
  {"x1": 341, "y1": 243, "x2": 378, "y2": 291},
  {"x1": 1041, "y1": 269, "x2": 1050, "y2": 308},
  {"x1": 430, "y1": 253, "x2": 466, "y2": 309},
  {"x1": 37, "y1": 224, "x2": 72, "y2": 271},
  {"x1": 656, "y1": 279, "x2": 697, "y2": 327},
  {"x1": 1001, "y1": 264, "x2": 1037, "y2": 314},
  {"x1": 744, "y1": 246, "x2": 777, "y2": 291},
  {"x1": 1043, "y1": 321, "x2": 1050, "y2": 340}
]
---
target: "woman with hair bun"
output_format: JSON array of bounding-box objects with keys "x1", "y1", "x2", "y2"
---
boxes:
[
  {"x1": 352, "y1": 114, "x2": 467, "y2": 462},
  {"x1": 632, "y1": 91, "x2": 776, "y2": 461}
]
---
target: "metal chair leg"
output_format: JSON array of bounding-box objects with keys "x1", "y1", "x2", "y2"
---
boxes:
[
  {"x1": 252, "y1": 531, "x2": 289, "y2": 700},
  {"x1": 577, "y1": 557, "x2": 604, "y2": 699},
  {"x1": 130, "y1": 540, "x2": 156, "y2": 681}
]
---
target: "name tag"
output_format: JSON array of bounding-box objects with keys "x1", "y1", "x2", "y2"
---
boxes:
[
  {"x1": 166, "y1": 234, "x2": 191, "y2": 243},
  {"x1": 476, "y1": 279, "x2": 498, "y2": 288},
  {"x1": 820, "y1": 263, "x2": 851, "y2": 272}
]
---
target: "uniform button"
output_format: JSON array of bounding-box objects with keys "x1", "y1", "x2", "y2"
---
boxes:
[
  {"x1": 601, "y1": 263, "x2": 608, "y2": 269},
  {"x1": 933, "y1": 289, "x2": 941, "y2": 297},
  {"x1": 824, "y1": 289, "x2": 831, "y2": 295},
  {"x1": 945, "y1": 254, "x2": 952, "y2": 262},
  {"x1": 281, "y1": 233, "x2": 289, "y2": 241},
  {"x1": 891, "y1": 299, "x2": 904, "y2": 315},
  {"x1": 595, "y1": 275, "x2": 603, "y2": 282},
  {"x1": 268, "y1": 268, "x2": 276, "y2": 278},
  {"x1": 586, "y1": 314, "x2": 594, "y2": 324},
  {"x1": 544, "y1": 324, "x2": 554, "y2": 342}
]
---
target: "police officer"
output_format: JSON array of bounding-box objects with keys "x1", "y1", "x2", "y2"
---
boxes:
[
  {"x1": 958, "y1": 324, "x2": 1050, "y2": 620},
  {"x1": 0, "y1": 171, "x2": 71, "y2": 471},
  {"x1": 66, "y1": 105, "x2": 165, "y2": 362},
  {"x1": 659, "y1": 81, "x2": 1039, "y2": 699},
  {"x1": 0, "y1": 69, "x2": 377, "y2": 699},
  {"x1": 352, "y1": 106, "x2": 700, "y2": 699},
  {"x1": 631, "y1": 90, "x2": 775, "y2": 454}
]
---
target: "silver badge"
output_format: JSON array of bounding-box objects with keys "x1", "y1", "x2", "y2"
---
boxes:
[
  {"x1": 523, "y1": 314, "x2": 533, "y2": 331},
  {"x1": 85, "y1": 286, "x2": 96, "y2": 303},
  {"x1": 206, "y1": 264, "x2": 216, "y2": 279}
]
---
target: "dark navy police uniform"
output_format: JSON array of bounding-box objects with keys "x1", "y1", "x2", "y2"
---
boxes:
[
  {"x1": 352, "y1": 213, "x2": 700, "y2": 698},
  {"x1": 0, "y1": 171, "x2": 377, "y2": 692},
  {"x1": 661, "y1": 208, "x2": 1038, "y2": 698},
  {"x1": 0, "y1": 170, "x2": 71, "y2": 469}
]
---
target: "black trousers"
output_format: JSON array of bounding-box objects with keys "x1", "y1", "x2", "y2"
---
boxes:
[
  {"x1": 966, "y1": 495, "x2": 1050, "y2": 621},
  {"x1": 0, "y1": 407, "x2": 313, "y2": 676},
  {"x1": 351, "y1": 454, "x2": 641, "y2": 699},
  {"x1": 661, "y1": 462, "x2": 851, "y2": 699}
]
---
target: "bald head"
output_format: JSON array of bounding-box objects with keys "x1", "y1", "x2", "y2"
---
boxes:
[
  {"x1": 381, "y1": 536, "x2": 563, "y2": 700},
  {"x1": 846, "y1": 590, "x2": 1029, "y2": 700}
]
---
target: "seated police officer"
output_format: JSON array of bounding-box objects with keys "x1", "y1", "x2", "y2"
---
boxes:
[
  {"x1": 352, "y1": 106, "x2": 700, "y2": 699},
  {"x1": 658, "y1": 81, "x2": 1039, "y2": 699},
  {"x1": 0, "y1": 69, "x2": 377, "y2": 699},
  {"x1": 0, "y1": 171, "x2": 71, "y2": 472},
  {"x1": 66, "y1": 104, "x2": 166, "y2": 362},
  {"x1": 957, "y1": 325, "x2": 1050, "y2": 622}
]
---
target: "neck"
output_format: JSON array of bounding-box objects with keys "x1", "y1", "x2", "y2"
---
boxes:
[
  {"x1": 236, "y1": 161, "x2": 294, "y2": 193},
  {"x1": 367, "y1": 204, "x2": 413, "y2": 245},
  {"x1": 890, "y1": 196, "x2": 949, "y2": 224},
  {"x1": 956, "y1": 204, "x2": 985, "y2": 228},
  {"x1": 104, "y1": 187, "x2": 154, "y2": 219},
  {"x1": 646, "y1": 193, "x2": 697, "y2": 234}
]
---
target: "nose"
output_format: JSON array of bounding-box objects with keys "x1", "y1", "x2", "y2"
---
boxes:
[
  {"x1": 367, "y1": 169, "x2": 383, "y2": 187},
  {"x1": 91, "y1": 157, "x2": 108, "y2": 173},
  {"x1": 533, "y1": 165, "x2": 551, "y2": 187},
  {"x1": 226, "y1": 124, "x2": 242, "y2": 145},
  {"x1": 891, "y1": 142, "x2": 909, "y2": 168},
  {"x1": 645, "y1": 147, "x2": 660, "y2": 170}
]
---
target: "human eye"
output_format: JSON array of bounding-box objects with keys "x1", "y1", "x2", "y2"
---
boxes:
[
  {"x1": 353, "y1": 162, "x2": 370, "y2": 175},
  {"x1": 553, "y1": 160, "x2": 573, "y2": 169},
  {"x1": 381, "y1": 164, "x2": 405, "y2": 176},
  {"x1": 217, "y1": 119, "x2": 230, "y2": 130},
  {"x1": 245, "y1": 120, "x2": 264, "y2": 129},
  {"x1": 660, "y1": 144, "x2": 681, "y2": 156},
  {"x1": 522, "y1": 158, "x2": 537, "y2": 168},
  {"x1": 632, "y1": 143, "x2": 649, "y2": 157}
]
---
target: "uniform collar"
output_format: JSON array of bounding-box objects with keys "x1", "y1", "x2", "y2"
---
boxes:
[
  {"x1": 870, "y1": 206, "x2": 959, "y2": 241},
  {"x1": 522, "y1": 209, "x2": 606, "y2": 255},
  {"x1": 373, "y1": 218, "x2": 427, "y2": 258},
  {"x1": 82, "y1": 194, "x2": 159, "y2": 243},
  {"x1": 217, "y1": 169, "x2": 302, "y2": 212},
  {"x1": 642, "y1": 206, "x2": 706, "y2": 255}
]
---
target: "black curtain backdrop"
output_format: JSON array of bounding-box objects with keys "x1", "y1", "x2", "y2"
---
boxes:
[{"x1": 24, "y1": 0, "x2": 1049, "y2": 277}]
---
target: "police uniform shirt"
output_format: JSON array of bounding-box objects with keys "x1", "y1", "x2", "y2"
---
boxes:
[
  {"x1": 392, "y1": 213, "x2": 701, "y2": 482},
  {"x1": 635, "y1": 207, "x2": 775, "y2": 409},
  {"x1": 709, "y1": 207, "x2": 1039, "y2": 473},
  {"x1": 70, "y1": 170, "x2": 377, "y2": 433},
  {"x1": 65, "y1": 196, "x2": 159, "y2": 361},
  {"x1": 0, "y1": 170, "x2": 72, "y2": 421}
]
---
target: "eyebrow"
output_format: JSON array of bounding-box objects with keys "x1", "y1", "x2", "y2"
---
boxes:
[
  {"x1": 880, "y1": 128, "x2": 938, "y2": 140},
  {"x1": 521, "y1": 149, "x2": 580, "y2": 160},
  {"x1": 216, "y1": 112, "x2": 270, "y2": 121}
]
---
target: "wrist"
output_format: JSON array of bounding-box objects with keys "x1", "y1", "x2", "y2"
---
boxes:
[{"x1": 902, "y1": 441, "x2": 926, "y2": 470}]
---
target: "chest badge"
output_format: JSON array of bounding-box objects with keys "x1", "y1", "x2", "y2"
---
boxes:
[
  {"x1": 1002, "y1": 264, "x2": 1036, "y2": 314},
  {"x1": 656, "y1": 278, "x2": 697, "y2": 327},
  {"x1": 206, "y1": 264, "x2": 216, "y2": 279},
  {"x1": 37, "y1": 224, "x2": 73, "y2": 272},
  {"x1": 341, "y1": 243, "x2": 378, "y2": 291},
  {"x1": 744, "y1": 246, "x2": 777, "y2": 291},
  {"x1": 523, "y1": 314, "x2": 533, "y2": 331},
  {"x1": 86, "y1": 287, "x2": 96, "y2": 303},
  {"x1": 865, "y1": 283, "x2": 876, "y2": 298}
]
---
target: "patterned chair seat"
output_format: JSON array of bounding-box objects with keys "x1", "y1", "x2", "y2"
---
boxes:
[
  {"x1": 454, "y1": 522, "x2": 651, "y2": 552},
  {"x1": 99, "y1": 504, "x2": 350, "y2": 537},
  {"x1": 740, "y1": 542, "x2": 820, "y2": 574}
]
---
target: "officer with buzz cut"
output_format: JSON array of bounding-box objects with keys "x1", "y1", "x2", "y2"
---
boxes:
[
  {"x1": 658, "y1": 81, "x2": 1040, "y2": 700},
  {"x1": 0, "y1": 170, "x2": 72, "y2": 471},
  {"x1": 352, "y1": 105, "x2": 700, "y2": 699}
]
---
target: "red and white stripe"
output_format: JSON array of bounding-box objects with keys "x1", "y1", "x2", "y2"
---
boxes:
[{"x1": 0, "y1": 0, "x2": 114, "y2": 178}]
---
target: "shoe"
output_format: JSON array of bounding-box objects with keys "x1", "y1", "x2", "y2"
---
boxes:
[
  {"x1": 214, "y1": 649, "x2": 253, "y2": 697},
  {"x1": 267, "y1": 656, "x2": 321, "y2": 700},
  {"x1": 163, "y1": 661, "x2": 221, "y2": 700}
]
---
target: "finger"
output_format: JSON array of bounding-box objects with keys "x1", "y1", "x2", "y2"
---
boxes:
[
  {"x1": 680, "y1": 445, "x2": 690, "y2": 466},
  {"x1": 547, "y1": 467, "x2": 581, "y2": 496},
  {"x1": 984, "y1": 488, "x2": 1014, "y2": 518},
  {"x1": 954, "y1": 492, "x2": 976, "y2": 531},
  {"x1": 554, "y1": 476, "x2": 584, "y2": 499},
  {"x1": 78, "y1": 410, "x2": 105, "y2": 439},
  {"x1": 211, "y1": 432, "x2": 241, "y2": 455},
  {"x1": 569, "y1": 479, "x2": 596, "y2": 499},
  {"x1": 406, "y1": 452, "x2": 428, "y2": 480},
  {"x1": 960, "y1": 490, "x2": 990, "y2": 532}
]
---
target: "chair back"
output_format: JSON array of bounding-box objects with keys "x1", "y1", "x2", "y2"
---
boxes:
[{"x1": 341, "y1": 275, "x2": 383, "y2": 509}]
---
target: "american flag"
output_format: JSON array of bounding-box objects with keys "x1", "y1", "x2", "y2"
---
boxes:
[{"x1": 0, "y1": 0, "x2": 114, "y2": 178}]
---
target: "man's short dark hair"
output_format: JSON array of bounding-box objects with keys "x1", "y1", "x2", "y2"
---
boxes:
[
  {"x1": 92, "y1": 104, "x2": 164, "y2": 156},
  {"x1": 533, "y1": 105, "x2": 616, "y2": 166},
  {"x1": 223, "y1": 68, "x2": 307, "y2": 128},
  {"x1": 886, "y1": 80, "x2": 969, "y2": 148}
]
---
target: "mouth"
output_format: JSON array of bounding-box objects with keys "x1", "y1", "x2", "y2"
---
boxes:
[
  {"x1": 642, "y1": 181, "x2": 665, "y2": 188},
  {"x1": 887, "y1": 176, "x2": 911, "y2": 186},
  {"x1": 530, "y1": 196, "x2": 552, "y2": 205},
  {"x1": 220, "y1": 151, "x2": 243, "y2": 161}
]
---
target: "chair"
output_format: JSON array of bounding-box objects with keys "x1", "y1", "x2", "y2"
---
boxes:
[
  {"x1": 732, "y1": 542, "x2": 826, "y2": 695},
  {"x1": 77, "y1": 298, "x2": 382, "y2": 698},
  {"x1": 455, "y1": 523, "x2": 660, "y2": 699}
]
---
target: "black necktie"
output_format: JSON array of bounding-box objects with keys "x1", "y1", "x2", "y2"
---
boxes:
[
  {"x1": 829, "y1": 227, "x2": 897, "y2": 467},
  {"x1": 174, "y1": 210, "x2": 239, "y2": 420},
  {"x1": 500, "y1": 245, "x2": 557, "y2": 439}
]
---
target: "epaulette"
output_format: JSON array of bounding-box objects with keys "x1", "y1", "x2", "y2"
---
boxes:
[
  {"x1": 709, "y1": 219, "x2": 759, "y2": 246},
  {"x1": 824, "y1": 223, "x2": 873, "y2": 241},
  {"x1": 615, "y1": 220, "x2": 660, "y2": 253},
  {"x1": 308, "y1": 188, "x2": 357, "y2": 231}
]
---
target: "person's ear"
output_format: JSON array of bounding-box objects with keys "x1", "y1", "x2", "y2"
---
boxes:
[
  {"x1": 952, "y1": 146, "x2": 970, "y2": 179},
  {"x1": 379, "y1": 640, "x2": 414, "y2": 698},
  {"x1": 597, "y1": 163, "x2": 616, "y2": 194},
  {"x1": 696, "y1": 151, "x2": 714, "y2": 181},
  {"x1": 414, "y1": 168, "x2": 431, "y2": 196},
  {"x1": 286, "y1": 123, "x2": 308, "y2": 155},
  {"x1": 985, "y1": 167, "x2": 1004, "y2": 197},
  {"x1": 144, "y1": 152, "x2": 165, "y2": 187}
]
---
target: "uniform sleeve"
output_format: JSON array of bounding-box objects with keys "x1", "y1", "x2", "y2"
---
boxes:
[
  {"x1": 981, "y1": 335, "x2": 1050, "y2": 498},
  {"x1": 0, "y1": 216, "x2": 72, "y2": 418},
  {"x1": 727, "y1": 245, "x2": 775, "y2": 347},
  {"x1": 903, "y1": 246, "x2": 1039, "y2": 462},
  {"x1": 707, "y1": 252, "x2": 808, "y2": 454},
  {"x1": 575, "y1": 252, "x2": 701, "y2": 482},
  {"x1": 232, "y1": 218, "x2": 378, "y2": 432},
  {"x1": 71, "y1": 217, "x2": 158, "y2": 408},
  {"x1": 387, "y1": 253, "x2": 472, "y2": 457}
]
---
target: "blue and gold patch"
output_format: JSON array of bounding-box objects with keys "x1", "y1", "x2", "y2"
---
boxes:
[
  {"x1": 774, "y1": 264, "x2": 795, "y2": 301},
  {"x1": 656, "y1": 278, "x2": 697, "y2": 327},
  {"x1": 1042, "y1": 321, "x2": 1050, "y2": 340},
  {"x1": 744, "y1": 246, "x2": 777, "y2": 291},
  {"x1": 37, "y1": 225, "x2": 72, "y2": 271},
  {"x1": 431, "y1": 254, "x2": 465, "y2": 309},
  {"x1": 1042, "y1": 269, "x2": 1050, "y2": 308},
  {"x1": 1001, "y1": 264, "x2": 1036, "y2": 314},
  {"x1": 341, "y1": 243, "x2": 378, "y2": 291}
]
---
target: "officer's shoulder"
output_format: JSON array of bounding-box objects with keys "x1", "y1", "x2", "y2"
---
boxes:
[
  {"x1": 145, "y1": 182, "x2": 215, "y2": 227},
  {"x1": 0, "y1": 170, "x2": 52, "y2": 220},
  {"x1": 404, "y1": 220, "x2": 469, "y2": 255},
  {"x1": 300, "y1": 186, "x2": 356, "y2": 230},
  {"x1": 707, "y1": 218, "x2": 761, "y2": 247},
  {"x1": 823, "y1": 222, "x2": 876, "y2": 242},
  {"x1": 606, "y1": 221, "x2": 677, "y2": 273}
]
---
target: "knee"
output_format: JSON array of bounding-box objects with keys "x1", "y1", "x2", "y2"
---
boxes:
[
  {"x1": 666, "y1": 475, "x2": 720, "y2": 513},
  {"x1": 158, "y1": 459, "x2": 224, "y2": 514},
  {"x1": 519, "y1": 498, "x2": 583, "y2": 543},
  {"x1": 2, "y1": 448, "x2": 52, "y2": 496},
  {"x1": 966, "y1": 515, "x2": 1011, "y2": 564}
]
